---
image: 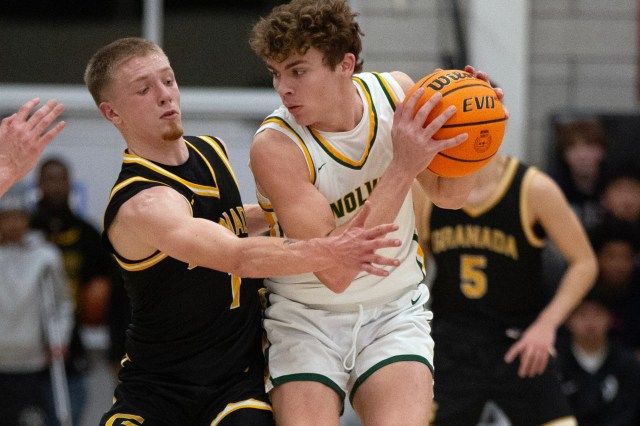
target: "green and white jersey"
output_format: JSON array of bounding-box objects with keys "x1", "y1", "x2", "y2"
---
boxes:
[{"x1": 255, "y1": 72, "x2": 425, "y2": 308}]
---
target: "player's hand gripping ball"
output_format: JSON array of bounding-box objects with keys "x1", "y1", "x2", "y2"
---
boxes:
[{"x1": 406, "y1": 69, "x2": 508, "y2": 177}]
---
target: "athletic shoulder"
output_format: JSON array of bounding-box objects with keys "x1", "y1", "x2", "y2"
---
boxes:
[{"x1": 389, "y1": 71, "x2": 415, "y2": 92}]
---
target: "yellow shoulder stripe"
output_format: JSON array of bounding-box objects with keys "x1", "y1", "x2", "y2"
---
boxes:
[
  {"x1": 123, "y1": 152, "x2": 220, "y2": 198},
  {"x1": 261, "y1": 116, "x2": 316, "y2": 184},
  {"x1": 464, "y1": 157, "x2": 518, "y2": 217},
  {"x1": 197, "y1": 135, "x2": 240, "y2": 188},
  {"x1": 521, "y1": 167, "x2": 545, "y2": 248}
]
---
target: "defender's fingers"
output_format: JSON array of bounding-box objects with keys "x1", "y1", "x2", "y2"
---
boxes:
[
  {"x1": 1, "y1": 113, "x2": 17, "y2": 128},
  {"x1": 16, "y1": 98, "x2": 40, "y2": 121},
  {"x1": 27, "y1": 99, "x2": 58, "y2": 129},
  {"x1": 364, "y1": 238, "x2": 402, "y2": 252},
  {"x1": 40, "y1": 121, "x2": 66, "y2": 147},
  {"x1": 361, "y1": 263, "x2": 391, "y2": 277},
  {"x1": 33, "y1": 103, "x2": 64, "y2": 136},
  {"x1": 363, "y1": 223, "x2": 399, "y2": 239},
  {"x1": 365, "y1": 253, "x2": 400, "y2": 267}
]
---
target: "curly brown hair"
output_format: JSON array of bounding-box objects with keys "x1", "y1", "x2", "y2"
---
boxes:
[
  {"x1": 84, "y1": 37, "x2": 166, "y2": 105},
  {"x1": 250, "y1": 0, "x2": 364, "y2": 73}
]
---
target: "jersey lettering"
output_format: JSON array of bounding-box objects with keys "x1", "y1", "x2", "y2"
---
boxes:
[{"x1": 430, "y1": 224, "x2": 518, "y2": 260}]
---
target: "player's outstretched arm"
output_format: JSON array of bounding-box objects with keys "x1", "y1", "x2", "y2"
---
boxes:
[
  {"x1": 0, "y1": 98, "x2": 65, "y2": 196},
  {"x1": 109, "y1": 187, "x2": 400, "y2": 281},
  {"x1": 504, "y1": 171, "x2": 597, "y2": 378}
]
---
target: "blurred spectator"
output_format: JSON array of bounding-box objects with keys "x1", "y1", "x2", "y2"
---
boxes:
[
  {"x1": 30, "y1": 158, "x2": 121, "y2": 424},
  {"x1": 589, "y1": 218, "x2": 640, "y2": 354},
  {"x1": 600, "y1": 164, "x2": 640, "y2": 225},
  {"x1": 552, "y1": 118, "x2": 608, "y2": 230},
  {"x1": 543, "y1": 118, "x2": 609, "y2": 294},
  {"x1": 0, "y1": 183, "x2": 73, "y2": 425},
  {"x1": 558, "y1": 288, "x2": 640, "y2": 425}
]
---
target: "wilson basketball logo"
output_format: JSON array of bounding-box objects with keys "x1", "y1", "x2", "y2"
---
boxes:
[{"x1": 426, "y1": 70, "x2": 475, "y2": 91}]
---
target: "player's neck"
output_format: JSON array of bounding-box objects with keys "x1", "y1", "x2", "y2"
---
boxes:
[
  {"x1": 311, "y1": 81, "x2": 363, "y2": 132},
  {"x1": 126, "y1": 136, "x2": 189, "y2": 166},
  {"x1": 465, "y1": 155, "x2": 509, "y2": 206}
]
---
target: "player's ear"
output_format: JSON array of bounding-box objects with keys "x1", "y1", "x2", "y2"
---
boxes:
[
  {"x1": 99, "y1": 101, "x2": 120, "y2": 124},
  {"x1": 340, "y1": 53, "x2": 356, "y2": 75}
]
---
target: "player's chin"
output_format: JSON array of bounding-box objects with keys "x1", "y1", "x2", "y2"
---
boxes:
[{"x1": 162, "y1": 124, "x2": 184, "y2": 141}]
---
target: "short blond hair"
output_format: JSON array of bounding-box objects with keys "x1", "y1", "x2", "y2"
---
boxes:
[{"x1": 84, "y1": 37, "x2": 165, "y2": 105}]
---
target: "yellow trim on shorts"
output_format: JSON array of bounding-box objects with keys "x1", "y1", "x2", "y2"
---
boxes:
[
  {"x1": 542, "y1": 416, "x2": 578, "y2": 426},
  {"x1": 209, "y1": 398, "x2": 272, "y2": 426},
  {"x1": 105, "y1": 413, "x2": 145, "y2": 426}
]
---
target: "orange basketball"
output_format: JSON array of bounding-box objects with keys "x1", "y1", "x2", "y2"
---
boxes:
[{"x1": 405, "y1": 69, "x2": 507, "y2": 177}]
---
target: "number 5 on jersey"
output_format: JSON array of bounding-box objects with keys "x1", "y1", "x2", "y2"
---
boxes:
[{"x1": 460, "y1": 254, "x2": 487, "y2": 299}]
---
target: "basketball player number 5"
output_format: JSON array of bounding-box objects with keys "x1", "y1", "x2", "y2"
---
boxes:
[
  {"x1": 460, "y1": 255, "x2": 487, "y2": 299},
  {"x1": 230, "y1": 274, "x2": 242, "y2": 309}
]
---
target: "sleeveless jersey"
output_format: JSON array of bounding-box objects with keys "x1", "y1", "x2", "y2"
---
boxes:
[
  {"x1": 428, "y1": 157, "x2": 547, "y2": 333},
  {"x1": 102, "y1": 135, "x2": 264, "y2": 386},
  {"x1": 255, "y1": 72, "x2": 425, "y2": 307}
]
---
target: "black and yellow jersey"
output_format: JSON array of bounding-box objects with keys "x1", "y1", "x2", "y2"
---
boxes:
[
  {"x1": 428, "y1": 157, "x2": 547, "y2": 335},
  {"x1": 103, "y1": 135, "x2": 263, "y2": 386}
]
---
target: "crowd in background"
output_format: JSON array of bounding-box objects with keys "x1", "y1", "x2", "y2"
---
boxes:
[{"x1": 548, "y1": 118, "x2": 640, "y2": 424}]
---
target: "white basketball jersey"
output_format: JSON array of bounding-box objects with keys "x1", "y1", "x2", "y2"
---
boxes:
[{"x1": 255, "y1": 72, "x2": 425, "y2": 307}]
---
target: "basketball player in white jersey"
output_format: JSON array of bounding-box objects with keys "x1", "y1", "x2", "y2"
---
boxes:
[{"x1": 249, "y1": 0, "x2": 503, "y2": 424}]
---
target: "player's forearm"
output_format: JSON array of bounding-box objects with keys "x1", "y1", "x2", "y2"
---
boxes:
[
  {"x1": 226, "y1": 236, "x2": 338, "y2": 277},
  {"x1": 0, "y1": 167, "x2": 16, "y2": 197},
  {"x1": 536, "y1": 256, "x2": 598, "y2": 329},
  {"x1": 315, "y1": 267, "x2": 359, "y2": 293}
]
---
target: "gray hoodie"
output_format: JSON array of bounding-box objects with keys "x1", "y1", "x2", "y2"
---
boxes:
[{"x1": 0, "y1": 231, "x2": 73, "y2": 373}]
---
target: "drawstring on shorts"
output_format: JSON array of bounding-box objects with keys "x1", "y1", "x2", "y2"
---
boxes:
[{"x1": 342, "y1": 304, "x2": 364, "y2": 370}]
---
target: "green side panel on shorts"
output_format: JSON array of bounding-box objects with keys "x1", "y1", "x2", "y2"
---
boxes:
[
  {"x1": 349, "y1": 355, "x2": 434, "y2": 405},
  {"x1": 270, "y1": 373, "x2": 346, "y2": 402}
]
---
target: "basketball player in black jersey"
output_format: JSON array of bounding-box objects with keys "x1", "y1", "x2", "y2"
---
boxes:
[
  {"x1": 413, "y1": 153, "x2": 598, "y2": 425},
  {"x1": 84, "y1": 37, "x2": 402, "y2": 426}
]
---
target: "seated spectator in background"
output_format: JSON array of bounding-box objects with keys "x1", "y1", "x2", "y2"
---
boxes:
[
  {"x1": 589, "y1": 218, "x2": 640, "y2": 355},
  {"x1": 551, "y1": 118, "x2": 608, "y2": 230},
  {"x1": 31, "y1": 157, "x2": 121, "y2": 425},
  {"x1": 544, "y1": 118, "x2": 608, "y2": 293},
  {"x1": 558, "y1": 288, "x2": 640, "y2": 425},
  {"x1": 600, "y1": 163, "x2": 640, "y2": 226},
  {"x1": 0, "y1": 183, "x2": 73, "y2": 425}
]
